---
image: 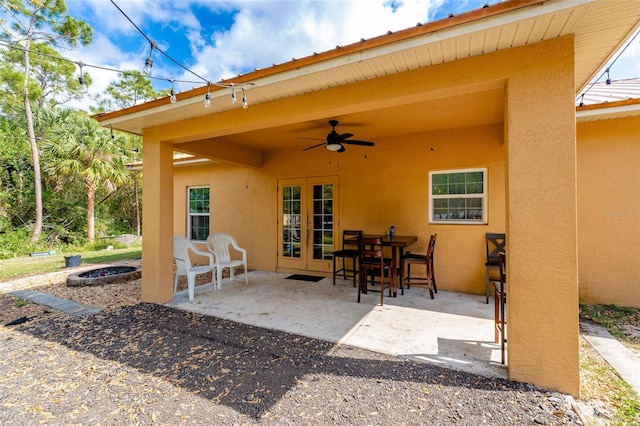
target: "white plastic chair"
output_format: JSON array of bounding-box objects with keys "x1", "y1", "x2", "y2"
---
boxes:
[
  {"x1": 173, "y1": 236, "x2": 215, "y2": 301},
  {"x1": 206, "y1": 233, "x2": 248, "y2": 288}
]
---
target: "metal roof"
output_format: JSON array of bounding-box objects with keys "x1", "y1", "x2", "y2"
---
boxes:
[
  {"x1": 576, "y1": 78, "x2": 640, "y2": 122},
  {"x1": 578, "y1": 78, "x2": 640, "y2": 105}
]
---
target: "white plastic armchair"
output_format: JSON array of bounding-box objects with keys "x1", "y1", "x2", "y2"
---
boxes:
[
  {"x1": 173, "y1": 236, "x2": 216, "y2": 301},
  {"x1": 206, "y1": 233, "x2": 248, "y2": 288}
]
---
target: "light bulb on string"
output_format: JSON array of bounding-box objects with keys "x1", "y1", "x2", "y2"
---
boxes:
[
  {"x1": 143, "y1": 42, "x2": 156, "y2": 76},
  {"x1": 231, "y1": 84, "x2": 237, "y2": 104},
  {"x1": 242, "y1": 87, "x2": 248, "y2": 109},
  {"x1": 169, "y1": 79, "x2": 177, "y2": 104},
  {"x1": 77, "y1": 62, "x2": 88, "y2": 94},
  {"x1": 204, "y1": 82, "x2": 211, "y2": 108}
]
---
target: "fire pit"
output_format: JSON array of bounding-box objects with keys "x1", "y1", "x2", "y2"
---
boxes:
[{"x1": 66, "y1": 266, "x2": 141, "y2": 287}]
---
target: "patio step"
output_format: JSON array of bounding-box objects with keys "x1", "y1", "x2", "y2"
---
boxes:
[{"x1": 9, "y1": 290, "x2": 102, "y2": 317}]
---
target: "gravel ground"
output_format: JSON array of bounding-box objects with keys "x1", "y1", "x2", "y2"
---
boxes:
[
  {"x1": 1, "y1": 302, "x2": 582, "y2": 425},
  {"x1": 2, "y1": 263, "x2": 627, "y2": 425}
]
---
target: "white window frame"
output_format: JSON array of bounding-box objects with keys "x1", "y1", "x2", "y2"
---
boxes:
[
  {"x1": 187, "y1": 186, "x2": 210, "y2": 241},
  {"x1": 429, "y1": 168, "x2": 488, "y2": 224}
]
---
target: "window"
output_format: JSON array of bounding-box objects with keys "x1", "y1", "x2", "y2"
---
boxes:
[
  {"x1": 188, "y1": 186, "x2": 210, "y2": 241},
  {"x1": 429, "y1": 168, "x2": 487, "y2": 224}
]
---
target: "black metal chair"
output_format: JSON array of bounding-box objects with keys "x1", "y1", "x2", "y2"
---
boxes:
[
  {"x1": 485, "y1": 232, "x2": 506, "y2": 303},
  {"x1": 401, "y1": 233, "x2": 437, "y2": 299},
  {"x1": 332, "y1": 230, "x2": 362, "y2": 287}
]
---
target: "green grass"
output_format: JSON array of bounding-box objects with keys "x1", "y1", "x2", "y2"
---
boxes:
[
  {"x1": 0, "y1": 247, "x2": 142, "y2": 280},
  {"x1": 580, "y1": 338, "x2": 640, "y2": 425},
  {"x1": 580, "y1": 304, "x2": 640, "y2": 425},
  {"x1": 13, "y1": 297, "x2": 29, "y2": 307}
]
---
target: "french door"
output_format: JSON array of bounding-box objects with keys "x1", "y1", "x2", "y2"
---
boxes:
[{"x1": 277, "y1": 176, "x2": 339, "y2": 274}]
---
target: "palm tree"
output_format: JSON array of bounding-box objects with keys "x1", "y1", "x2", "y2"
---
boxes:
[{"x1": 41, "y1": 108, "x2": 131, "y2": 243}]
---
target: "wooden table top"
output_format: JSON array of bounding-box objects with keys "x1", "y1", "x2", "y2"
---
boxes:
[{"x1": 359, "y1": 234, "x2": 418, "y2": 247}]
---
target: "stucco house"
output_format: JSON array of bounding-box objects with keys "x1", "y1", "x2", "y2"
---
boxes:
[{"x1": 98, "y1": 0, "x2": 640, "y2": 396}]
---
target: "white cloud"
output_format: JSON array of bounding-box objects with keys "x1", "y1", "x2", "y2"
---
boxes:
[{"x1": 187, "y1": 0, "x2": 439, "y2": 84}]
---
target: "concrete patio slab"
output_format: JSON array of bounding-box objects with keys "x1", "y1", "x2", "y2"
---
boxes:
[{"x1": 166, "y1": 271, "x2": 508, "y2": 379}]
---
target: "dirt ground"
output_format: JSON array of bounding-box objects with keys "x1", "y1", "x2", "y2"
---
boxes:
[{"x1": 0, "y1": 263, "x2": 632, "y2": 425}]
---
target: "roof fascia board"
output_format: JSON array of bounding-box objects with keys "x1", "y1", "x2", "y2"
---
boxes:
[
  {"x1": 576, "y1": 102, "x2": 640, "y2": 120},
  {"x1": 98, "y1": 89, "x2": 233, "y2": 131}
]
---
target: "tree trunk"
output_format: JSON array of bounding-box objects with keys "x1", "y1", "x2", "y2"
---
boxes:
[
  {"x1": 23, "y1": 40, "x2": 43, "y2": 242},
  {"x1": 86, "y1": 182, "x2": 96, "y2": 244}
]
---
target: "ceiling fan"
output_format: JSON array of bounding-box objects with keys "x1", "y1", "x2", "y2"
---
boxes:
[{"x1": 301, "y1": 120, "x2": 375, "y2": 153}]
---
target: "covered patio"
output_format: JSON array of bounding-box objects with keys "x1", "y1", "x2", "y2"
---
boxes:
[
  {"x1": 167, "y1": 271, "x2": 508, "y2": 379},
  {"x1": 97, "y1": 0, "x2": 640, "y2": 396}
]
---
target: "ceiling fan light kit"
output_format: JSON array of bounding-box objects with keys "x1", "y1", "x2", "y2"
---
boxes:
[{"x1": 301, "y1": 120, "x2": 375, "y2": 153}]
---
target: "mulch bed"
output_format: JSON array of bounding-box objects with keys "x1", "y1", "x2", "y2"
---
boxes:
[{"x1": 0, "y1": 303, "x2": 581, "y2": 425}]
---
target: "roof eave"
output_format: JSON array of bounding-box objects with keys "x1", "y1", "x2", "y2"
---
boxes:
[
  {"x1": 576, "y1": 98, "x2": 640, "y2": 121},
  {"x1": 94, "y1": 0, "x2": 546, "y2": 124}
]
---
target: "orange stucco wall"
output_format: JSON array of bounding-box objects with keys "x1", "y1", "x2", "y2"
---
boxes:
[
  {"x1": 173, "y1": 164, "x2": 275, "y2": 269},
  {"x1": 503, "y1": 37, "x2": 578, "y2": 395},
  {"x1": 141, "y1": 133, "x2": 175, "y2": 304},
  {"x1": 144, "y1": 36, "x2": 580, "y2": 395},
  {"x1": 577, "y1": 115, "x2": 640, "y2": 308},
  {"x1": 173, "y1": 123, "x2": 506, "y2": 294}
]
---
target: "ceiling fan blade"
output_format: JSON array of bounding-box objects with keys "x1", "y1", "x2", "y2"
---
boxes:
[
  {"x1": 342, "y1": 139, "x2": 375, "y2": 146},
  {"x1": 337, "y1": 133, "x2": 354, "y2": 140},
  {"x1": 302, "y1": 142, "x2": 327, "y2": 151},
  {"x1": 301, "y1": 120, "x2": 374, "y2": 153}
]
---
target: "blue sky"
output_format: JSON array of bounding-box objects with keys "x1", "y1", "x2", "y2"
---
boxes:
[{"x1": 63, "y1": 0, "x2": 640, "y2": 109}]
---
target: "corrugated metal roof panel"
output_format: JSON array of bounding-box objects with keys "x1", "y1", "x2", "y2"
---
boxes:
[{"x1": 578, "y1": 78, "x2": 640, "y2": 105}]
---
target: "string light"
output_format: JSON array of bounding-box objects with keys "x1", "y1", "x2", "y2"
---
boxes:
[
  {"x1": 577, "y1": 29, "x2": 639, "y2": 105},
  {"x1": 0, "y1": 39, "x2": 252, "y2": 110},
  {"x1": 110, "y1": 0, "x2": 252, "y2": 109},
  {"x1": 204, "y1": 82, "x2": 211, "y2": 108},
  {"x1": 169, "y1": 79, "x2": 177, "y2": 104},
  {"x1": 143, "y1": 42, "x2": 156, "y2": 76},
  {"x1": 2, "y1": 1, "x2": 256, "y2": 111},
  {"x1": 77, "y1": 61, "x2": 88, "y2": 93}
]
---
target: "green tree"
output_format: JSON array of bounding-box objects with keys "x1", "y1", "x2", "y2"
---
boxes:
[
  {"x1": 90, "y1": 70, "x2": 157, "y2": 113},
  {"x1": 0, "y1": 0, "x2": 92, "y2": 242},
  {"x1": 91, "y1": 70, "x2": 159, "y2": 237},
  {"x1": 41, "y1": 108, "x2": 131, "y2": 243}
]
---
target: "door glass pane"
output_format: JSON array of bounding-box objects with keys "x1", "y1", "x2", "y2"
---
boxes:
[
  {"x1": 312, "y1": 184, "x2": 333, "y2": 260},
  {"x1": 282, "y1": 185, "x2": 302, "y2": 258}
]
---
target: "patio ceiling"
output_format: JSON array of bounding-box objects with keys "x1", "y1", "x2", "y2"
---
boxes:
[{"x1": 97, "y1": 0, "x2": 640, "y2": 154}]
